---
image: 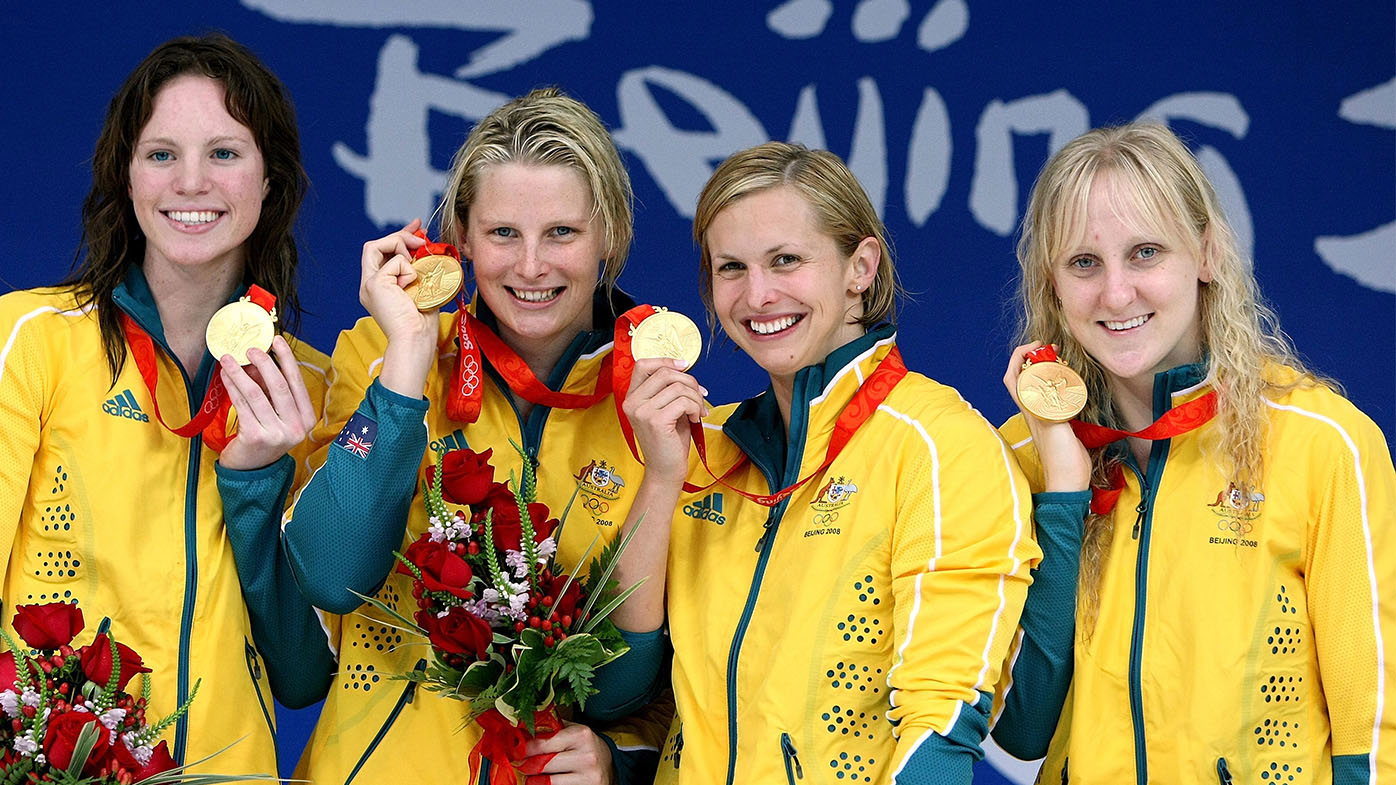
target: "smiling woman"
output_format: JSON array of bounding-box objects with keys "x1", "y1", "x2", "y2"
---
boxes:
[{"x1": 0, "y1": 33, "x2": 333, "y2": 778}]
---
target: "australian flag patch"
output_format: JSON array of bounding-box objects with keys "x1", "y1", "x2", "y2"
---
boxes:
[{"x1": 334, "y1": 412, "x2": 377, "y2": 459}]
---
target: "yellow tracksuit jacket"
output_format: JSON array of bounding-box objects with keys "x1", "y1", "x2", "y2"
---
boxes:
[
  {"x1": 285, "y1": 295, "x2": 668, "y2": 785},
  {"x1": 658, "y1": 328, "x2": 1040, "y2": 785},
  {"x1": 0, "y1": 273, "x2": 331, "y2": 776},
  {"x1": 992, "y1": 363, "x2": 1396, "y2": 784}
]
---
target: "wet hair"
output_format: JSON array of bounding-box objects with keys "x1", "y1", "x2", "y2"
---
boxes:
[
  {"x1": 65, "y1": 32, "x2": 307, "y2": 381},
  {"x1": 1015, "y1": 122, "x2": 1317, "y2": 634},
  {"x1": 692, "y1": 141, "x2": 902, "y2": 328},
  {"x1": 439, "y1": 87, "x2": 633, "y2": 290}
]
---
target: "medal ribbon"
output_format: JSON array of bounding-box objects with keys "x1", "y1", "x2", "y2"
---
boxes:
[
  {"x1": 411, "y1": 229, "x2": 461, "y2": 262},
  {"x1": 445, "y1": 298, "x2": 615, "y2": 423},
  {"x1": 1069, "y1": 390, "x2": 1217, "y2": 513},
  {"x1": 1023, "y1": 345, "x2": 1062, "y2": 365},
  {"x1": 119, "y1": 284, "x2": 277, "y2": 453},
  {"x1": 612, "y1": 304, "x2": 908, "y2": 506}
]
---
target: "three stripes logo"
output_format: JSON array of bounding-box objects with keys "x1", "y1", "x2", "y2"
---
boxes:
[
  {"x1": 683, "y1": 493, "x2": 726, "y2": 526},
  {"x1": 101, "y1": 389, "x2": 150, "y2": 422},
  {"x1": 431, "y1": 428, "x2": 469, "y2": 454}
]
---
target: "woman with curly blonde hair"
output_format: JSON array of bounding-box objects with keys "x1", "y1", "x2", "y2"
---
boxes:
[{"x1": 991, "y1": 123, "x2": 1395, "y2": 784}]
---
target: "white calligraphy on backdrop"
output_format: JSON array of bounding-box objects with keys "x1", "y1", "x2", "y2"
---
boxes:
[{"x1": 244, "y1": 0, "x2": 1394, "y2": 294}]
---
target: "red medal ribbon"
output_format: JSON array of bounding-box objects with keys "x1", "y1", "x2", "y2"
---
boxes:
[
  {"x1": 1069, "y1": 390, "x2": 1217, "y2": 514},
  {"x1": 612, "y1": 304, "x2": 908, "y2": 507},
  {"x1": 1023, "y1": 345, "x2": 1061, "y2": 364},
  {"x1": 446, "y1": 299, "x2": 615, "y2": 423},
  {"x1": 411, "y1": 229, "x2": 461, "y2": 262},
  {"x1": 468, "y1": 706, "x2": 563, "y2": 785},
  {"x1": 119, "y1": 284, "x2": 277, "y2": 453}
]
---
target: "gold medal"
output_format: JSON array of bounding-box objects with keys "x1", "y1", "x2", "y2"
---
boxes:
[
  {"x1": 1017, "y1": 347, "x2": 1087, "y2": 422},
  {"x1": 404, "y1": 253, "x2": 464, "y2": 311},
  {"x1": 206, "y1": 299, "x2": 276, "y2": 365},
  {"x1": 630, "y1": 309, "x2": 702, "y2": 371}
]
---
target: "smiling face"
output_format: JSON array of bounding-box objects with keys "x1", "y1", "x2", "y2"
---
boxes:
[
  {"x1": 1052, "y1": 169, "x2": 1212, "y2": 396},
  {"x1": 129, "y1": 74, "x2": 267, "y2": 281},
  {"x1": 461, "y1": 163, "x2": 605, "y2": 362},
  {"x1": 705, "y1": 185, "x2": 878, "y2": 389}
]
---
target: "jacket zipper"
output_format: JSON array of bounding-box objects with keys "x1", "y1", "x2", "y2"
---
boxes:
[
  {"x1": 780, "y1": 733, "x2": 803, "y2": 783},
  {"x1": 345, "y1": 659, "x2": 427, "y2": 784},
  {"x1": 1216, "y1": 757, "x2": 1233, "y2": 784},
  {"x1": 243, "y1": 639, "x2": 276, "y2": 744}
]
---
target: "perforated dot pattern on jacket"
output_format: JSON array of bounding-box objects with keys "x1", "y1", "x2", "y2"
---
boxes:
[
  {"x1": 828, "y1": 750, "x2": 876, "y2": 782},
  {"x1": 1259, "y1": 761, "x2": 1302, "y2": 782},
  {"x1": 345, "y1": 583, "x2": 406, "y2": 690}
]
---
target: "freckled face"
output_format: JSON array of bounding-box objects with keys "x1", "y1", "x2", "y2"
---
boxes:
[
  {"x1": 129, "y1": 74, "x2": 268, "y2": 278},
  {"x1": 462, "y1": 163, "x2": 606, "y2": 355},
  {"x1": 1051, "y1": 170, "x2": 1212, "y2": 391},
  {"x1": 706, "y1": 186, "x2": 875, "y2": 386}
]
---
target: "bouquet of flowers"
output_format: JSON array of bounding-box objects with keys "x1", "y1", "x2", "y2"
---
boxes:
[
  {"x1": 357, "y1": 444, "x2": 643, "y2": 783},
  {"x1": 0, "y1": 603, "x2": 274, "y2": 784}
]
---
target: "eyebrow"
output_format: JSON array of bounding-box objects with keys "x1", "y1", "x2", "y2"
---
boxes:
[{"x1": 136, "y1": 135, "x2": 254, "y2": 148}]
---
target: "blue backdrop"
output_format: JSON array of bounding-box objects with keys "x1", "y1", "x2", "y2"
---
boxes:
[{"x1": 2, "y1": 2, "x2": 1392, "y2": 782}]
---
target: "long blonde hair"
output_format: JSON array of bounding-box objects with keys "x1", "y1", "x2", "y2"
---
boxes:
[{"x1": 1016, "y1": 123, "x2": 1317, "y2": 632}]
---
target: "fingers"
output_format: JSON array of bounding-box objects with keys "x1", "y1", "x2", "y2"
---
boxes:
[
  {"x1": 1002, "y1": 340, "x2": 1045, "y2": 409},
  {"x1": 625, "y1": 359, "x2": 708, "y2": 424},
  {"x1": 268, "y1": 336, "x2": 317, "y2": 430},
  {"x1": 518, "y1": 724, "x2": 613, "y2": 785},
  {"x1": 360, "y1": 220, "x2": 426, "y2": 293}
]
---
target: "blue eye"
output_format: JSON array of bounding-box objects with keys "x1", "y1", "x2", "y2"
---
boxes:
[
  {"x1": 149, "y1": 151, "x2": 172, "y2": 162},
  {"x1": 1136, "y1": 246, "x2": 1159, "y2": 260},
  {"x1": 715, "y1": 260, "x2": 745, "y2": 277},
  {"x1": 773, "y1": 254, "x2": 800, "y2": 266},
  {"x1": 491, "y1": 227, "x2": 516, "y2": 238},
  {"x1": 551, "y1": 226, "x2": 575, "y2": 237},
  {"x1": 212, "y1": 149, "x2": 237, "y2": 161},
  {"x1": 1068, "y1": 256, "x2": 1097, "y2": 269}
]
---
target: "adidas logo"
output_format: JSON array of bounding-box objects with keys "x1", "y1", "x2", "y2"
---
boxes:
[
  {"x1": 430, "y1": 428, "x2": 469, "y2": 454},
  {"x1": 101, "y1": 389, "x2": 150, "y2": 422},
  {"x1": 683, "y1": 493, "x2": 726, "y2": 525}
]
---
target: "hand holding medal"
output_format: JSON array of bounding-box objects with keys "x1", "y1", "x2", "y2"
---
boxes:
[
  {"x1": 403, "y1": 231, "x2": 464, "y2": 311},
  {"x1": 627, "y1": 307, "x2": 702, "y2": 371},
  {"x1": 205, "y1": 284, "x2": 277, "y2": 365}
]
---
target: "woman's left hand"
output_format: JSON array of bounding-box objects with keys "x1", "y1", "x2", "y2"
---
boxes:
[
  {"x1": 517, "y1": 722, "x2": 615, "y2": 785},
  {"x1": 217, "y1": 335, "x2": 318, "y2": 471}
]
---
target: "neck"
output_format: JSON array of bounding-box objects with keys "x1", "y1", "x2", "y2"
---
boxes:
[
  {"x1": 142, "y1": 258, "x2": 244, "y2": 373},
  {"x1": 770, "y1": 374, "x2": 795, "y2": 432}
]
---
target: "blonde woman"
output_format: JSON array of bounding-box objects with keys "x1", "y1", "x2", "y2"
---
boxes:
[{"x1": 991, "y1": 123, "x2": 1396, "y2": 784}]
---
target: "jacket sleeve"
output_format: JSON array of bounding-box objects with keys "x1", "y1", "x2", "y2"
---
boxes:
[
  {"x1": 988, "y1": 490, "x2": 1089, "y2": 760},
  {"x1": 217, "y1": 456, "x2": 333, "y2": 708},
  {"x1": 1301, "y1": 406, "x2": 1396, "y2": 785},
  {"x1": 281, "y1": 325, "x2": 431, "y2": 614},
  {"x1": 0, "y1": 301, "x2": 48, "y2": 593},
  {"x1": 884, "y1": 413, "x2": 1040, "y2": 784}
]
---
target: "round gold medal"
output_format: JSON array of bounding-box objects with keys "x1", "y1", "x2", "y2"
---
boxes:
[
  {"x1": 206, "y1": 300, "x2": 276, "y2": 365},
  {"x1": 405, "y1": 254, "x2": 464, "y2": 311},
  {"x1": 1017, "y1": 359, "x2": 1088, "y2": 422},
  {"x1": 630, "y1": 309, "x2": 702, "y2": 371}
]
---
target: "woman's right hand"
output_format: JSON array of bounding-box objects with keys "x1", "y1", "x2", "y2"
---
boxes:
[
  {"x1": 1004, "y1": 341, "x2": 1091, "y2": 493},
  {"x1": 359, "y1": 218, "x2": 438, "y2": 398},
  {"x1": 622, "y1": 358, "x2": 707, "y2": 485}
]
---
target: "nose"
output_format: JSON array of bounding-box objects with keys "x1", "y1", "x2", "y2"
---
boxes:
[
  {"x1": 515, "y1": 238, "x2": 548, "y2": 279},
  {"x1": 1099, "y1": 261, "x2": 1136, "y2": 311},
  {"x1": 743, "y1": 266, "x2": 779, "y2": 309},
  {"x1": 173, "y1": 158, "x2": 209, "y2": 195}
]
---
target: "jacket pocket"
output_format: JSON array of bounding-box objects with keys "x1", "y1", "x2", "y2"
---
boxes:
[
  {"x1": 345, "y1": 659, "x2": 427, "y2": 785},
  {"x1": 1216, "y1": 757, "x2": 1233, "y2": 784},
  {"x1": 780, "y1": 733, "x2": 803, "y2": 783},
  {"x1": 243, "y1": 638, "x2": 276, "y2": 744}
]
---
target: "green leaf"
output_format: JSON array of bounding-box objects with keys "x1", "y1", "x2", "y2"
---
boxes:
[{"x1": 64, "y1": 719, "x2": 103, "y2": 778}]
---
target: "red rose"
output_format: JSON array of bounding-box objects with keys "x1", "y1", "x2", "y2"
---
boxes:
[
  {"x1": 44, "y1": 711, "x2": 112, "y2": 774},
  {"x1": 12, "y1": 602, "x2": 84, "y2": 650},
  {"x1": 479, "y1": 483, "x2": 555, "y2": 552},
  {"x1": 79, "y1": 633, "x2": 151, "y2": 691},
  {"x1": 436, "y1": 448, "x2": 495, "y2": 506},
  {"x1": 398, "y1": 537, "x2": 474, "y2": 600},
  {"x1": 415, "y1": 606, "x2": 493, "y2": 659},
  {"x1": 136, "y1": 740, "x2": 178, "y2": 779}
]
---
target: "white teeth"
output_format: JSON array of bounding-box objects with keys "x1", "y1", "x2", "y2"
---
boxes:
[
  {"x1": 512, "y1": 288, "x2": 561, "y2": 303},
  {"x1": 748, "y1": 315, "x2": 799, "y2": 335},
  {"x1": 167, "y1": 210, "x2": 220, "y2": 224},
  {"x1": 1104, "y1": 315, "x2": 1150, "y2": 331}
]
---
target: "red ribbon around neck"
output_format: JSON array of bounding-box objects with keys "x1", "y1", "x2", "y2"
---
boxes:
[
  {"x1": 1070, "y1": 390, "x2": 1218, "y2": 514},
  {"x1": 612, "y1": 304, "x2": 908, "y2": 507},
  {"x1": 468, "y1": 707, "x2": 563, "y2": 785},
  {"x1": 119, "y1": 284, "x2": 276, "y2": 454}
]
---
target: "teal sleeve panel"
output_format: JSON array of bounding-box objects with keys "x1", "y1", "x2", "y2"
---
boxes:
[
  {"x1": 582, "y1": 627, "x2": 667, "y2": 721},
  {"x1": 1333, "y1": 753, "x2": 1369, "y2": 785},
  {"x1": 990, "y1": 490, "x2": 1089, "y2": 760},
  {"x1": 893, "y1": 691, "x2": 991, "y2": 784},
  {"x1": 283, "y1": 379, "x2": 430, "y2": 613},
  {"x1": 216, "y1": 454, "x2": 333, "y2": 708},
  {"x1": 598, "y1": 731, "x2": 660, "y2": 785}
]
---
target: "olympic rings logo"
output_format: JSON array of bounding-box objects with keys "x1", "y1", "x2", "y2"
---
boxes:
[
  {"x1": 583, "y1": 497, "x2": 610, "y2": 513},
  {"x1": 812, "y1": 512, "x2": 839, "y2": 525}
]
